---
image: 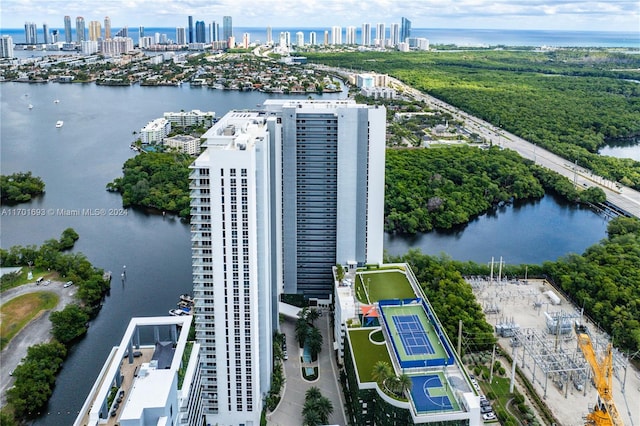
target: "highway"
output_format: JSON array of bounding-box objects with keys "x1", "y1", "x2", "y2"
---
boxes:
[{"x1": 316, "y1": 64, "x2": 640, "y2": 219}]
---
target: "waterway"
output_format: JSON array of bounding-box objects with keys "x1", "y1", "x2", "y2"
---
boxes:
[{"x1": 0, "y1": 81, "x2": 609, "y2": 424}]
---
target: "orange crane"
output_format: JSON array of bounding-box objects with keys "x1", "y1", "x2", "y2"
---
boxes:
[{"x1": 576, "y1": 331, "x2": 623, "y2": 426}]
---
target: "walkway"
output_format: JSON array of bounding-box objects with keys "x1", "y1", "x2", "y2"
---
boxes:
[{"x1": 269, "y1": 309, "x2": 347, "y2": 425}]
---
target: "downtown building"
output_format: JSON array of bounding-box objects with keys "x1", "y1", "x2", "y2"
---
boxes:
[{"x1": 190, "y1": 100, "x2": 386, "y2": 425}]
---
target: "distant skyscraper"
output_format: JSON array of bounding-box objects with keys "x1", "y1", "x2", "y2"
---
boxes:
[
  {"x1": 400, "y1": 17, "x2": 411, "y2": 42},
  {"x1": 88, "y1": 21, "x2": 101, "y2": 41},
  {"x1": 266, "y1": 26, "x2": 272, "y2": 45},
  {"x1": 139, "y1": 26, "x2": 145, "y2": 45},
  {"x1": 76, "y1": 17, "x2": 86, "y2": 43},
  {"x1": 223, "y1": 16, "x2": 233, "y2": 42},
  {"x1": 210, "y1": 22, "x2": 219, "y2": 43},
  {"x1": 51, "y1": 29, "x2": 59, "y2": 43},
  {"x1": 390, "y1": 23, "x2": 400, "y2": 46},
  {"x1": 115, "y1": 27, "x2": 128, "y2": 38},
  {"x1": 242, "y1": 32, "x2": 250, "y2": 48},
  {"x1": 361, "y1": 23, "x2": 371, "y2": 46},
  {"x1": 43, "y1": 23, "x2": 49, "y2": 44},
  {"x1": 324, "y1": 30, "x2": 329, "y2": 45},
  {"x1": 0, "y1": 35, "x2": 14, "y2": 58},
  {"x1": 188, "y1": 16, "x2": 194, "y2": 44},
  {"x1": 64, "y1": 16, "x2": 72, "y2": 43},
  {"x1": 176, "y1": 27, "x2": 186, "y2": 45},
  {"x1": 295, "y1": 31, "x2": 304, "y2": 47},
  {"x1": 309, "y1": 31, "x2": 316, "y2": 46},
  {"x1": 346, "y1": 26, "x2": 356, "y2": 45},
  {"x1": 104, "y1": 16, "x2": 111, "y2": 39},
  {"x1": 24, "y1": 22, "x2": 37, "y2": 44},
  {"x1": 195, "y1": 21, "x2": 206, "y2": 43},
  {"x1": 376, "y1": 23, "x2": 385, "y2": 46},
  {"x1": 331, "y1": 26, "x2": 342, "y2": 45}
]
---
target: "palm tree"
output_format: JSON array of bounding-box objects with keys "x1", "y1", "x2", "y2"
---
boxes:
[
  {"x1": 306, "y1": 308, "x2": 320, "y2": 326},
  {"x1": 313, "y1": 395, "x2": 334, "y2": 424},
  {"x1": 302, "y1": 408, "x2": 322, "y2": 426},
  {"x1": 394, "y1": 373, "x2": 413, "y2": 396},
  {"x1": 371, "y1": 361, "x2": 393, "y2": 385},
  {"x1": 295, "y1": 317, "x2": 310, "y2": 347},
  {"x1": 307, "y1": 326, "x2": 323, "y2": 360},
  {"x1": 305, "y1": 386, "x2": 322, "y2": 401}
]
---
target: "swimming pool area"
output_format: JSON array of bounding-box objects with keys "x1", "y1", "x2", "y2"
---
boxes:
[{"x1": 303, "y1": 344, "x2": 314, "y2": 375}]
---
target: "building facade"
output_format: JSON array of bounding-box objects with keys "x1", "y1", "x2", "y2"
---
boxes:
[
  {"x1": 263, "y1": 100, "x2": 386, "y2": 299},
  {"x1": 76, "y1": 16, "x2": 86, "y2": 43},
  {"x1": 191, "y1": 111, "x2": 275, "y2": 426},
  {"x1": 0, "y1": 35, "x2": 14, "y2": 58},
  {"x1": 140, "y1": 118, "x2": 171, "y2": 144},
  {"x1": 64, "y1": 16, "x2": 72, "y2": 43},
  {"x1": 24, "y1": 22, "x2": 37, "y2": 44}
]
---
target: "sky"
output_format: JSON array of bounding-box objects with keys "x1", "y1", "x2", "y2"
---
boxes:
[{"x1": 1, "y1": 0, "x2": 639, "y2": 32}]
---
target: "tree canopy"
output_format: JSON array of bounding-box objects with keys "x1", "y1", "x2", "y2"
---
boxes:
[{"x1": 0, "y1": 172, "x2": 45, "y2": 204}]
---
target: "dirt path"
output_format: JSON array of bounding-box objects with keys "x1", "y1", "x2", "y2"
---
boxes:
[{"x1": 0, "y1": 280, "x2": 77, "y2": 407}]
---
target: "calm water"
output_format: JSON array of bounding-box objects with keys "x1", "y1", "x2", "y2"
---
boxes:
[
  {"x1": 384, "y1": 195, "x2": 609, "y2": 265},
  {"x1": 599, "y1": 138, "x2": 640, "y2": 161},
  {"x1": 0, "y1": 81, "x2": 608, "y2": 424}
]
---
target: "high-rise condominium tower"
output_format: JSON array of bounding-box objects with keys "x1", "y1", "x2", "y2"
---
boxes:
[
  {"x1": 264, "y1": 100, "x2": 385, "y2": 298},
  {"x1": 400, "y1": 17, "x2": 412, "y2": 43},
  {"x1": 64, "y1": 15, "x2": 72, "y2": 43},
  {"x1": 24, "y1": 22, "x2": 37, "y2": 44},
  {"x1": 188, "y1": 16, "x2": 194, "y2": 44},
  {"x1": 76, "y1": 16, "x2": 86, "y2": 43},
  {"x1": 195, "y1": 21, "x2": 206, "y2": 43},
  {"x1": 376, "y1": 23, "x2": 385, "y2": 46},
  {"x1": 390, "y1": 23, "x2": 400, "y2": 46},
  {"x1": 191, "y1": 100, "x2": 385, "y2": 425},
  {"x1": 104, "y1": 16, "x2": 111, "y2": 39},
  {"x1": 191, "y1": 112, "x2": 275, "y2": 426},
  {"x1": 176, "y1": 27, "x2": 186, "y2": 45},
  {"x1": 222, "y1": 16, "x2": 233, "y2": 42},
  {"x1": 361, "y1": 23, "x2": 371, "y2": 46},
  {"x1": 88, "y1": 21, "x2": 101, "y2": 41},
  {"x1": 43, "y1": 23, "x2": 49, "y2": 44}
]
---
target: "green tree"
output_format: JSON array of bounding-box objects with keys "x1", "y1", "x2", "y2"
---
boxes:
[
  {"x1": 307, "y1": 326, "x2": 323, "y2": 359},
  {"x1": 371, "y1": 360, "x2": 393, "y2": 384},
  {"x1": 295, "y1": 317, "x2": 310, "y2": 347},
  {"x1": 50, "y1": 304, "x2": 90, "y2": 344}
]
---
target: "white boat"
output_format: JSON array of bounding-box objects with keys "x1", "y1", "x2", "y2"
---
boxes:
[
  {"x1": 28, "y1": 104, "x2": 33, "y2": 109},
  {"x1": 54, "y1": 99, "x2": 60, "y2": 103},
  {"x1": 169, "y1": 309, "x2": 185, "y2": 316},
  {"x1": 56, "y1": 120, "x2": 64, "y2": 128}
]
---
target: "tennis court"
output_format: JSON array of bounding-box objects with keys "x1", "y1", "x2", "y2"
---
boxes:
[
  {"x1": 392, "y1": 315, "x2": 435, "y2": 356},
  {"x1": 409, "y1": 373, "x2": 459, "y2": 413},
  {"x1": 379, "y1": 301, "x2": 449, "y2": 368}
]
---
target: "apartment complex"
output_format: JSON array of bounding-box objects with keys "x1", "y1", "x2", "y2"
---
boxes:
[{"x1": 190, "y1": 100, "x2": 386, "y2": 424}]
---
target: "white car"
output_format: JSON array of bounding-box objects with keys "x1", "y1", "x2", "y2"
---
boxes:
[
  {"x1": 483, "y1": 412, "x2": 496, "y2": 421},
  {"x1": 64, "y1": 281, "x2": 73, "y2": 288}
]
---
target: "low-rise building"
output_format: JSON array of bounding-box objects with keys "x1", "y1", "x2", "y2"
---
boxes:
[
  {"x1": 141, "y1": 118, "x2": 171, "y2": 144},
  {"x1": 163, "y1": 109, "x2": 215, "y2": 128},
  {"x1": 164, "y1": 134, "x2": 202, "y2": 155},
  {"x1": 74, "y1": 316, "x2": 203, "y2": 426}
]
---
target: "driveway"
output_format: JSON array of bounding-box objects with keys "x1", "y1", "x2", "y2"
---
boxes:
[
  {"x1": 269, "y1": 309, "x2": 347, "y2": 425},
  {"x1": 0, "y1": 280, "x2": 77, "y2": 406}
]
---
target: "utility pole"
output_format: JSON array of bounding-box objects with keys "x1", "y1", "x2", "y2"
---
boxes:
[
  {"x1": 510, "y1": 346, "x2": 517, "y2": 394},
  {"x1": 457, "y1": 319, "x2": 463, "y2": 357},
  {"x1": 489, "y1": 344, "x2": 496, "y2": 384}
]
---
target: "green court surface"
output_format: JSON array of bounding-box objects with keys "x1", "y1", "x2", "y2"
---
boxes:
[
  {"x1": 348, "y1": 328, "x2": 393, "y2": 383},
  {"x1": 356, "y1": 270, "x2": 416, "y2": 304}
]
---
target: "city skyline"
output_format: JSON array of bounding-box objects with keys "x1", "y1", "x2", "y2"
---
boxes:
[{"x1": 1, "y1": 0, "x2": 638, "y2": 32}]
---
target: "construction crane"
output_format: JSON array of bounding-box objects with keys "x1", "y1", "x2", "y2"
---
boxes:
[{"x1": 576, "y1": 327, "x2": 623, "y2": 426}]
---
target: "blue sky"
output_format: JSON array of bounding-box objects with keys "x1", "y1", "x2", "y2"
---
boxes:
[{"x1": 1, "y1": 0, "x2": 639, "y2": 31}]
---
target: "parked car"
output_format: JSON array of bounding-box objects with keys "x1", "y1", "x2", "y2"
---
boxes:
[
  {"x1": 481, "y1": 405, "x2": 493, "y2": 414},
  {"x1": 483, "y1": 412, "x2": 496, "y2": 421},
  {"x1": 64, "y1": 281, "x2": 73, "y2": 288}
]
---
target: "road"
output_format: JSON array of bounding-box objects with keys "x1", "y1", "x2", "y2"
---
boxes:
[
  {"x1": 317, "y1": 64, "x2": 640, "y2": 219},
  {"x1": 0, "y1": 280, "x2": 77, "y2": 406}
]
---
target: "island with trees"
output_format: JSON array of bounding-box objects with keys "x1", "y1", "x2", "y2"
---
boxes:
[{"x1": 0, "y1": 172, "x2": 45, "y2": 204}]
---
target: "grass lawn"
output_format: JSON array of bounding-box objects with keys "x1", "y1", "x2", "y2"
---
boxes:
[
  {"x1": 0, "y1": 268, "x2": 56, "y2": 292},
  {"x1": 0, "y1": 291, "x2": 58, "y2": 349},
  {"x1": 355, "y1": 270, "x2": 415, "y2": 304},
  {"x1": 479, "y1": 375, "x2": 525, "y2": 424},
  {"x1": 349, "y1": 328, "x2": 392, "y2": 383}
]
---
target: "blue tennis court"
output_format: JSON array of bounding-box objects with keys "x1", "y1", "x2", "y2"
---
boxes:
[
  {"x1": 393, "y1": 314, "x2": 435, "y2": 356},
  {"x1": 410, "y1": 374, "x2": 455, "y2": 413}
]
